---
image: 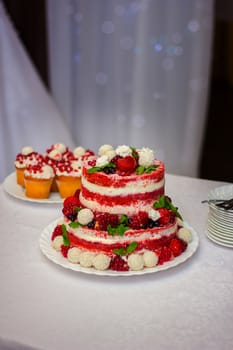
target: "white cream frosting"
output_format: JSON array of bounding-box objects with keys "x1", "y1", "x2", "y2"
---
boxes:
[
  {"x1": 115, "y1": 145, "x2": 132, "y2": 157},
  {"x1": 105, "y1": 149, "x2": 116, "y2": 161},
  {"x1": 21, "y1": 146, "x2": 33, "y2": 155},
  {"x1": 138, "y1": 147, "x2": 154, "y2": 167},
  {"x1": 96, "y1": 155, "x2": 109, "y2": 167},
  {"x1": 53, "y1": 143, "x2": 66, "y2": 153},
  {"x1": 148, "y1": 208, "x2": 161, "y2": 221},
  {"x1": 24, "y1": 165, "x2": 54, "y2": 179},
  {"x1": 73, "y1": 146, "x2": 86, "y2": 158},
  {"x1": 48, "y1": 149, "x2": 62, "y2": 161},
  {"x1": 98, "y1": 144, "x2": 114, "y2": 156}
]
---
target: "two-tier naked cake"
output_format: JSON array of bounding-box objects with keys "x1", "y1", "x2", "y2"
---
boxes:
[{"x1": 50, "y1": 145, "x2": 193, "y2": 272}]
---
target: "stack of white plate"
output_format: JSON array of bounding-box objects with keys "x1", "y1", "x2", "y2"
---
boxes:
[{"x1": 206, "y1": 185, "x2": 233, "y2": 248}]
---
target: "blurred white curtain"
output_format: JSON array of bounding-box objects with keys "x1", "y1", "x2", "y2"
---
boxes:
[
  {"x1": 0, "y1": 1, "x2": 75, "y2": 182},
  {"x1": 47, "y1": 0, "x2": 214, "y2": 177}
]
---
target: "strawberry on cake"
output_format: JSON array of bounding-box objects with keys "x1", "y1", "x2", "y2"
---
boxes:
[{"x1": 50, "y1": 145, "x2": 193, "y2": 272}]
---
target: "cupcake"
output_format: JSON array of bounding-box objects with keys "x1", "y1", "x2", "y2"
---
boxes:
[
  {"x1": 24, "y1": 164, "x2": 55, "y2": 199},
  {"x1": 55, "y1": 160, "x2": 83, "y2": 198},
  {"x1": 14, "y1": 146, "x2": 43, "y2": 186}
]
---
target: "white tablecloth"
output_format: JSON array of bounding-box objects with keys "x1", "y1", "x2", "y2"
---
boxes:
[{"x1": 0, "y1": 174, "x2": 233, "y2": 350}]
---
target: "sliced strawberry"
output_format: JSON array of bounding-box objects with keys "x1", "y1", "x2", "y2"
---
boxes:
[{"x1": 116, "y1": 156, "x2": 137, "y2": 173}]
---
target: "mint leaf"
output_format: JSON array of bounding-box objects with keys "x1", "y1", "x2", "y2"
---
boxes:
[
  {"x1": 136, "y1": 166, "x2": 145, "y2": 175},
  {"x1": 145, "y1": 165, "x2": 158, "y2": 174},
  {"x1": 130, "y1": 146, "x2": 139, "y2": 160},
  {"x1": 74, "y1": 207, "x2": 82, "y2": 213},
  {"x1": 169, "y1": 201, "x2": 183, "y2": 220},
  {"x1": 107, "y1": 214, "x2": 130, "y2": 236},
  {"x1": 136, "y1": 164, "x2": 158, "y2": 175},
  {"x1": 153, "y1": 195, "x2": 166, "y2": 209},
  {"x1": 113, "y1": 248, "x2": 127, "y2": 256},
  {"x1": 61, "y1": 224, "x2": 70, "y2": 246},
  {"x1": 119, "y1": 214, "x2": 129, "y2": 225},
  {"x1": 153, "y1": 195, "x2": 183, "y2": 220},
  {"x1": 113, "y1": 242, "x2": 138, "y2": 256},
  {"x1": 69, "y1": 222, "x2": 82, "y2": 228},
  {"x1": 126, "y1": 241, "x2": 138, "y2": 254},
  {"x1": 107, "y1": 223, "x2": 130, "y2": 236},
  {"x1": 87, "y1": 166, "x2": 102, "y2": 174}
]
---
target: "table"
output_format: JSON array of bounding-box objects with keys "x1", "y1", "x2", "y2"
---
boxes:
[{"x1": 0, "y1": 174, "x2": 233, "y2": 350}]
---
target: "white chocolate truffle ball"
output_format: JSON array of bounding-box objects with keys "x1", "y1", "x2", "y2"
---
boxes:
[
  {"x1": 77, "y1": 208, "x2": 94, "y2": 225},
  {"x1": 128, "y1": 254, "x2": 144, "y2": 271},
  {"x1": 138, "y1": 147, "x2": 154, "y2": 167},
  {"x1": 51, "y1": 236, "x2": 63, "y2": 251},
  {"x1": 67, "y1": 247, "x2": 82, "y2": 263},
  {"x1": 98, "y1": 144, "x2": 113, "y2": 156},
  {"x1": 143, "y1": 251, "x2": 158, "y2": 268},
  {"x1": 21, "y1": 146, "x2": 33, "y2": 155},
  {"x1": 73, "y1": 146, "x2": 85, "y2": 158},
  {"x1": 96, "y1": 155, "x2": 109, "y2": 167},
  {"x1": 79, "y1": 252, "x2": 96, "y2": 267},
  {"x1": 177, "y1": 227, "x2": 192, "y2": 243},
  {"x1": 115, "y1": 145, "x2": 132, "y2": 157},
  {"x1": 93, "y1": 254, "x2": 111, "y2": 270}
]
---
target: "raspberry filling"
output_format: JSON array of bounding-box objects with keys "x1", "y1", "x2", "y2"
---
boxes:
[
  {"x1": 81, "y1": 186, "x2": 164, "y2": 207},
  {"x1": 68, "y1": 231, "x2": 176, "y2": 254}
]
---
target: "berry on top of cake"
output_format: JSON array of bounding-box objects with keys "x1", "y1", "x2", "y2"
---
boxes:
[{"x1": 50, "y1": 144, "x2": 193, "y2": 272}]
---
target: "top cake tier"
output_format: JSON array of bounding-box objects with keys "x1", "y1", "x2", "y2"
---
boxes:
[{"x1": 79, "y1": 145, "x2": 165, "y2": 215}]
